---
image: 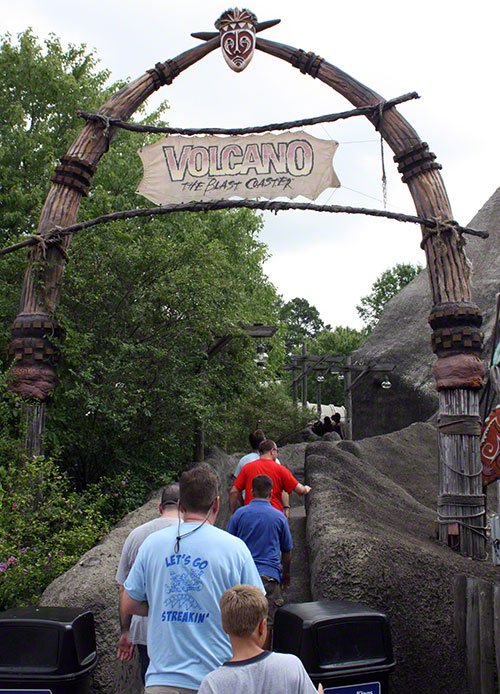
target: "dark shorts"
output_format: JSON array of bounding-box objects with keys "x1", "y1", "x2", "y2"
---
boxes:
[{"x1": 261, "y1": 575, "x2": 284, "y2": 628}]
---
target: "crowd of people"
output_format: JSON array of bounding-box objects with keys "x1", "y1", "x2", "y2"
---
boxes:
[
  {"x1": 116, "y1": 430, "x2": 317, "y2": 693},
  {"x1": 312, "y1": 413, "x2": 344, "y2": 438}
]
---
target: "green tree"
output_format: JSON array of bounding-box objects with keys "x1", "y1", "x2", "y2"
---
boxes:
[
  {"x1": 0, "y1": 30, "x2": 112, "y2": 239},
  {"x1": 356, "y1": 262, "x2": 423, "y2": 330},
  {"x1": 0, "y1": 30, "x2": 283, "y2": 491},
  {"x1": 279, "y1": 297, "x2": 329, "y2": 354}
]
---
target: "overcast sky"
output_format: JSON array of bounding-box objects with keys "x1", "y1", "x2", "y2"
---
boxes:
[{"x1": 3, "y1": 0, "x2": 499, "y2": 328}]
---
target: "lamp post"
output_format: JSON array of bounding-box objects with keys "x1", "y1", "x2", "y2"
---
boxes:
[
  {"x1": 316, "y1": 373, "x2": 325, "y2": 418},
  {"x1": 283, "y1": 348, "x2": 394, "y2": 440}
]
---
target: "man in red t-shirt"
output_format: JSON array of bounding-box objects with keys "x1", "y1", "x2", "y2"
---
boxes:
[{"x1": 229, "y1": 439, "x2": 311, "y2": 518}]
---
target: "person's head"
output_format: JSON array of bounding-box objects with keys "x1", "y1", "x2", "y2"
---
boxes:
[
  {"x1": 159, "y1": 483, "x2": 180, "y2": 514},
  {"x1": 249, "y1": 429, "x2": 265, "y2": 451},
  {"x1": 220, "y1": 584, "x2": 268, "y2": 642},
  {"x1": 258, "y1": 439, "x2": 277, "y2": 461},
  {"x1": 252, "y1": 474, "x2": 273, "y2": 500},
  {"x1": 179, "y1": 466, "x2": 218, "y2": 516},
  {"x1": 333, "y1": 413, "x2": 341, "y2": 423},
  {"x1": 323, "y1": 416, "x2": 332, "y2": 425}
]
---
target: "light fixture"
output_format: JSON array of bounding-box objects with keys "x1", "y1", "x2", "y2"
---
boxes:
[
  {"x1": 381, "y1": 375, "x2": 392, "y2": 390},
  {"x1": 337, "y1": 371, "x2": 344, "y2": 381},
  {"x1": 254, "y1": 344, "x2": 269, "y2": 367},
  {"x1": 316, "y1": 374, "x2": 325, "y2": 383}
]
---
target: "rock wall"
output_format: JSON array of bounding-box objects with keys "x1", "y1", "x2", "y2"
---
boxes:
[
  {"x1": 351, "y1": 186, "x2": 500, "y2": 439},
  {"x1": 304, "y1": 422, "x2": 499, "y2": 693}
]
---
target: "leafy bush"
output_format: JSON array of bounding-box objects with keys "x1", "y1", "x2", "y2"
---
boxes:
[{"x1": 0, "y1": 453, "x2": 142, "y2": 610}]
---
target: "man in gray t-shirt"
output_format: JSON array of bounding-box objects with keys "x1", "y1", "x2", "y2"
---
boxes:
[{"x1": 115, "y1": 483, "x2": 181, "y2": 683}]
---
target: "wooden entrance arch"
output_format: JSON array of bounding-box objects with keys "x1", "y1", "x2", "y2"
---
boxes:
[{"x1": 7, "y1": 22, "x2": 487, "y2": 558}]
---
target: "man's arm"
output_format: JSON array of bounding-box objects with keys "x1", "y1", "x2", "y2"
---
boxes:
[
  {"x1": 293, "y1": 482, "x2": 311, "y2": 496},
  {"x1": 117, "y1": 585, "x2": 135, "y2": 661},
  {"x1": 229, "y1": 485, "x2": 243, "y2": 515},
  {"x1": 281, "y1": 490, "x2": 290, "y2": 520},
  {"x1": 281, "y1": 550, "x2": 292, "y2": 590},
  {"x1": 121, "y1": 588, "x2": 149, "y2": 617}
]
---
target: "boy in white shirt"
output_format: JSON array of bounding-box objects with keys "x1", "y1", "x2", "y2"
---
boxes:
[{"x1": 198, "y1": 585, "x2": 322, "y2": 694}]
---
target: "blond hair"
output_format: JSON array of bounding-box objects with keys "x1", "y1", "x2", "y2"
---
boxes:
[{"x1": 220, "y1": 584, "x2": 268, "y2": 637}]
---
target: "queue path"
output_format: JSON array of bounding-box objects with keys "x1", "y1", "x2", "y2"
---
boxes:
[{"x1": 278, "y1": 443, "x2": 312, "y2": 604}]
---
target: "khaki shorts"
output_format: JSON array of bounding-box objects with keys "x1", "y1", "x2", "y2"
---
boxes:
[{"x1": 261, "y1": 575, "x2": 284, "y2": 628}]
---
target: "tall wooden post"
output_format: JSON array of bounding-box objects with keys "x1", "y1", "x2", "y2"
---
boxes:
[
  {"x1": 316, "y1": 377, "x2": 322, "y2": 418},
  {"x1": 291, "y1": 363, "x2": 298, "y2": 406},
  {"x1": 301, "y1": 344, "x2": 308, "y2": 408},
  {"x1": 344, "y1": 358, "x2": 353, "y2": 441}
]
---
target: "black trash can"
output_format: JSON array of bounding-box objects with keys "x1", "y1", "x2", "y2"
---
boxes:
[
  {"x1": 273, "y1": 600, "x2": 395, "y2": 694},
  {"x1": 0, "y1": 606, "x2": 97, "y2": 693}
]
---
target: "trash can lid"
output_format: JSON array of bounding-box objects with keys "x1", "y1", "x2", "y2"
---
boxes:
[
  {"x1": 0, "y1": 606, "x2": 91, "y2": 624},
  {"x1": 279, "y1": 600, "x2": 389, "y2": 626}
]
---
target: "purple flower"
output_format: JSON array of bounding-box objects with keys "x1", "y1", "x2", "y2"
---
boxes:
[
  {"x1": 121, "y1": 480, "x2": 126, "y2": 486},
  {"x1": 47, "y1": 553, "x2": 52, "y2": 558},
  {"x1": 23, "y1": 569, "x2": 28, "y2": 573},
  {"x1": 57, "y1": 551, "x2": 63, "y2": 557},
  {"x1": 21, "y1": 547, "x2": 27, "y2": 553},
  {"x1": 78, "y1": 509, "x2": 82, "y2": 514},
  {"x1": 0, "y1": 563, "x2": 7, "y2": 572},
  {"x1": 33, "y1": 547, "x2": 38, "y2": 552},
  {"x1": 7, "y1": 556, "x2": 16, "y2": 565},
  {"x1": 12, "y1": 502, "x2": 17, "y2": 508}
]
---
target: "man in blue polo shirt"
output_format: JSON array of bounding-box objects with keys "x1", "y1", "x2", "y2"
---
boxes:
[{"x1": 227, "y1": 474, "x2": 292, "y2": 649}]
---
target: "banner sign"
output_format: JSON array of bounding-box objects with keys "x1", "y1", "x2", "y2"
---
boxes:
[{"x1": 136, "y1": 131, "x2": 340, "y2": 205}]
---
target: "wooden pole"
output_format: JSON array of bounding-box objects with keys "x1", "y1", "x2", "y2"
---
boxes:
[
  {"x1": 291, "y1": 364, "x2": 298, "y2": 406},
  {"x1": 21, "y1": 401, "x2": 46, "y2": 459},
  {"x1": 344, "y1": 357, "x2": 353, "y2": 440},
  {"x1": 316, "y1": 378, "x2": 322, "y2": 418},
  {"x1": 301, "y1": 344, "x2": 308, "y2": 408}
]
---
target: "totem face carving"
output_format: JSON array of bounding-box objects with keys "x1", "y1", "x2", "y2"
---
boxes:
[{"x1": 215, "y1": 8, "x2": 257, "y2": 72}]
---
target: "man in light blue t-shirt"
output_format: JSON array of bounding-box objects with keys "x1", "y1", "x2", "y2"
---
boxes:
[{"x1": 122, "y1": 466, "x2": 264, "y2": 694}]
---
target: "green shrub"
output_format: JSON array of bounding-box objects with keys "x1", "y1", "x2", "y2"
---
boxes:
[{"x1": 0, "y1": 454, "x2": 140, "y2": 610}]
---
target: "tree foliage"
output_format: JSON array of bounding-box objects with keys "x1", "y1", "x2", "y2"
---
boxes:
[
  {"x1": 356, "y1": 262, "x2": 423, "y2": 330},
  {"x1": 0, "y1": 30, "x2": 112, "y2": 239},
  {"x1": 279, "y1": 297, "x2": 329, "y2": 354},
  {"x1": 0, "y1": 30, "x2": 283, "y2": 492}
]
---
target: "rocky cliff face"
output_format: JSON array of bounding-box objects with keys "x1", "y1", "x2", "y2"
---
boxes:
[
  {"x1": 350, "y1": 186, "x2": 500, "y2": 439},
  {"x1": 305, "y1": 424, "x2": 499, "y2": 694}
]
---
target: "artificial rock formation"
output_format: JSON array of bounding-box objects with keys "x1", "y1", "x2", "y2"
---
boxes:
[
  {"x1": 305, "y1": 423, "x2": 499, "y2": 694},
  {"x1": 351, "y1": 186, "x2": 500, "y2": 439}
]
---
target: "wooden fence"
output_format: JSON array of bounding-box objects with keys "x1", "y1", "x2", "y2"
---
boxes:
[{"x1": 454, "y1": 575, "x2": 500, "y2": 693}]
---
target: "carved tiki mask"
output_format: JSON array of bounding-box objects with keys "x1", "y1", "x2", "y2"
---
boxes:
[{"x1": 215, "y1": 8, "x2": 258, "y2": 72}]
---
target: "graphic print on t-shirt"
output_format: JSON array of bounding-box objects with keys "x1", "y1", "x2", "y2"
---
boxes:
[{"x1": 161, "y1": 553, "x2": 211, "y2": 624}]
